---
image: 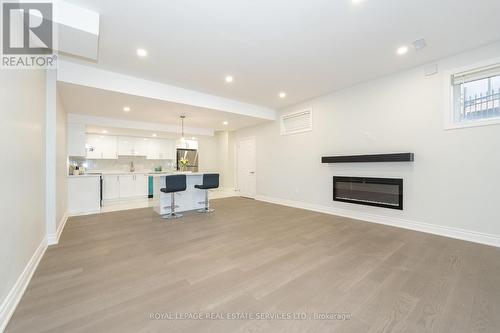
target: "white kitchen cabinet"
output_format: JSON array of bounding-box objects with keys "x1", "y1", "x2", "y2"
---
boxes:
[
  {"x1": 159, "y1": 139, "x2": 175, "y2": 160},
  {"x1": 118, "y1": 136, "x2": 148, "y2": 156},
  {"x1": 103, "y1": 173, "x2": 148, "y2": 201},
  {"x1": 146, "y1": 139, "x2": 160, "y2": 159},
  {"x1": 101, "y1": 136, "x2": 118, "y2": 159},
  {"x1": 147, "y1": 139, "x2": 174, "y2": 160},
  {"x1": 67, "y1": 175, "x2": 101, "y2": 214},
  {"x1": 118, "y1": 174, "x2": 136, "y2": 198},
  {"x1": 102, "y1": 175, "x2": 120, "y2": 200},
  {"x1": 136, "y1": 138, "x2": 150, "y2": 156},
  {"x1": 86, "y1": 134, "x2": 118, "y2": 159},
  {"x1": 134, "y1": 174, "x2": 148, "y2": 196},
  {"x1": 176, "y1": 139, "x2": 198, "y2": 150},
  {"x1": 67, "y1": 123, "x2": 86, "y2": 157},
  {"x1": 118, "y1": 136, "x2": 134, "y2": 156}
]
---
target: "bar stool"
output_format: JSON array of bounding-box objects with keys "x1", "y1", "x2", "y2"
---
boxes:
[
  {"x1": 160, "y1": 174, "x2": 187, "y2": 219},
  {"x1": 195, "y1": 173, "x2": 219, "y2": 213}
]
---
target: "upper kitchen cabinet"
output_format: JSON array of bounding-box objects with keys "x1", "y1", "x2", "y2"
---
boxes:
[
  {"x1": 176, "y1": 139, "x2": 198, "y2": 150},
  {"x1": 67, "y1": 123, "x2": 86, "y2": 157},
  {"x1": 86, "y1": 134, "x2": 118, "y2": 159},
  {"x1": 147, "y1": 139, "x2": 175, "y2": 160},
  {"x1": 118, "y1": 136, "x2": 148, "y2": 156}
]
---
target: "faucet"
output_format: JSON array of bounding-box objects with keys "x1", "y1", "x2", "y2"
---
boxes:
[{"x1": 130, "y1": 161, "x2": 135, "y2": 172}]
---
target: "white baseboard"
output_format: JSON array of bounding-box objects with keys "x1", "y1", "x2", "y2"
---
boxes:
[
  {"x1": 211, "y1": 187, "x2": 238, "y2": 199},
  {"x1": 255, "y1": 195, "x2": 500, "y2": 248},
  {"x1": 47, "y1": 213, "x2": 68, "y2": 246},
  {"x1": 0, "y1": 237, "x2": 47, "y2": 332}
]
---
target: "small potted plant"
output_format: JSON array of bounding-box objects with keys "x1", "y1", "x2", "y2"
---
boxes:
[{"x1": 179, "y1": 158, "x2": 189, "y2": 171}]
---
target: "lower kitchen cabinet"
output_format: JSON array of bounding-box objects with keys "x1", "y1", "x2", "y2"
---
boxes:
[
  {"x1": 118, "y1": 175, "x2": 136, "y2": 198},
  {"x1": 102, "y1": 175, "x2": 120, "y2": 200},
  {"x1": 103, "y1": 174, "x2": 148, "y2": 201},
  {"x1": 134, "y1": 174, "x2": 148, "y2": 196},
  {"x1": 68, "y1": 175, "x2": 101, "y2": 214}
]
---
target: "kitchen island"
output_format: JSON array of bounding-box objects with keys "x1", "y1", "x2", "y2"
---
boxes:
[{"x1": 151, "y1": 172, "x2": 206, "y2": 215}]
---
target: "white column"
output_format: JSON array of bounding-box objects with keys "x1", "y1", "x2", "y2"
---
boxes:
[{"x1": 45, "y1": 69, "x2": 57, "y2": 243}]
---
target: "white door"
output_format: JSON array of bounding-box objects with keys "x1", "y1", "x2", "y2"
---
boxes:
[
  {"x1": 103, "y1": 175, "x2": 120, "y2": 200},
  {"x1": 237, "y1": 137, "x2": 256, "y2": 198}
]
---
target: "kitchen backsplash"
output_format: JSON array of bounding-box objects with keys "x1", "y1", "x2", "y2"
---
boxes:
[{"x1": 69, "y1": 156, "x2": 175, "y2": 174}]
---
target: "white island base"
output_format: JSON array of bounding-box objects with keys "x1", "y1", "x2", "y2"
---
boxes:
[{"x1": 152, "y1": 173, "x2": 206, "y2": 215}]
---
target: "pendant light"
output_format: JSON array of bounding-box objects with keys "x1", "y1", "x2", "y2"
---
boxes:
[{"x1": 180, "y1": 115, "x2": 186, "y2": 141}]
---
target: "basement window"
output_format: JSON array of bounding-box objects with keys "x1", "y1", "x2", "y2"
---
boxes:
[
  {"x1": 280, "y1": 108, "x2": 313, "y2": 135},
  {"x1": 448, "y1": 63, "x2": 500, "y2": 129}
]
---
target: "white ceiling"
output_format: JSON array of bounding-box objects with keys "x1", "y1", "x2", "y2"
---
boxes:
[
  {"x1": 85, "y1": 126, "x2": 192, "y2": 140},
  {"x1": 58, "y1": 82, "x2": 269, "y2": 131},
  {"x1": 62, "y1": 0, "x2": 500, "y2": 109}
]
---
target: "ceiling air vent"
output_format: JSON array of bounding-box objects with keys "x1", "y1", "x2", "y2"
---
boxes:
[{"x1": 280, "y1": 108, "x2": 313, "y2": 135}]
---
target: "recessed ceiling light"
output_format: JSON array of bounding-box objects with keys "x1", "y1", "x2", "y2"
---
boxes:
[
  {"x1": 225, "y1": 75, "x2": 234, "y2": 83},
  {"x1": 123, "y1": 106, "x2": 131, "y2": 112},
  {"x1": 102, "y1": 130, "x2": 108, "y2": 134},
  {"x1": 396, "y1": 46, "x2": 409, "y2": 55},
  {"x1": 352, "y1": 0, "x2": 364, "y2": 4},
  {"x1": 223, "y1": 121, "x2": 228, "y2": 125},
  {"x1": 152, "y1": 133, "x2": 157, "y2": 137},
  {"x1": 136, "y1": 48, "x2": 147, "y2": 57},
  {"x1": 279, "y1": 92, "x2": 286, "y2": 99},
  {"x1": 412, "y1": 39, "x2": 427, "y2": 51}
]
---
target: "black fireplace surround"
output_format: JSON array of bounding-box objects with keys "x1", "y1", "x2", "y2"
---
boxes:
[{"x1": 333, "y1": 176, "x2": 403, "y2": 210}]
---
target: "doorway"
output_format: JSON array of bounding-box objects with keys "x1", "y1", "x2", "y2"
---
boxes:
[{"x1": 236, "y1": 136, "x2": 256, "y2": 198}]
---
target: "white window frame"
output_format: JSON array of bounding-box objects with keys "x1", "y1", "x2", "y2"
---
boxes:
[
  {"x1": 280, "y1": 107, "x2": 313, "y2": 135},
  {"x1": 444, "y1": 57, "x2": 500, "y2": 130}
]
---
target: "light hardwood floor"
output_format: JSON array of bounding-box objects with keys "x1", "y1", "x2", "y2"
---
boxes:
[{"x1": 6, "y1": 197, "x2": 500, "y2": 332}]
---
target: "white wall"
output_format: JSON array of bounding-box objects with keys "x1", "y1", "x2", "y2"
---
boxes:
[
  {"x1": 0, "y1": 70, "x2": 47, "y2": 326},
  {"x1": 236, "y1": 42, "x2": 500, "y2": 242},
  {"x1": 197, "y1": 135, "x2": 218, "y2": 172},
  {"x1": 56, "y1": 91, "x2": 67, "y2": 230},
  {"x1": 215, "y1": 131, "x2": 235, "y2": 189}
]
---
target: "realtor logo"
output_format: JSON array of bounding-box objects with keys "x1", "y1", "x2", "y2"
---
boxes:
[{"x1": 2, "y1": 1, "x2": 56, "y2": 68}]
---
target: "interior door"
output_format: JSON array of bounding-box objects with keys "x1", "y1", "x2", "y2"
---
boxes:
[{"x1": 237, "y1": 137, "x2": 256, "y2": 198}]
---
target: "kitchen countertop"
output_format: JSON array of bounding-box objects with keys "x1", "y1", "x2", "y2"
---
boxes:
[
  {"x1": 148, "y1": 172, "x2": 204, "y2": 177},
  {"x1": 68, "y1": 171, "x2": 208, "y2": 177},
  {"x1": 67, "y1": 174, "x2": 101, "y2": 178},
  {"x1": 90, "y1": 170, "x2": 151, "y2": 175}
]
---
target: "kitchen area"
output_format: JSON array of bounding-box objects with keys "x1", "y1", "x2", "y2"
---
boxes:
[{"x1": 66, "y1": 120, "x2": 216, "y2": 216}]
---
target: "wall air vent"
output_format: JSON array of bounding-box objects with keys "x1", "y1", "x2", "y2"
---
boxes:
[{"x1": 280, "y1": 108, "x2": 313, "y2": 135}]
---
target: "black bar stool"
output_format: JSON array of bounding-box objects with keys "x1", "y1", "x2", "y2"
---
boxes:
[
  {"x1": 195, "y1": 173, "x2": 219, "y2": 213},
  {"x1": 160, "y1": 174, "x2": 186, "y2": 219}
]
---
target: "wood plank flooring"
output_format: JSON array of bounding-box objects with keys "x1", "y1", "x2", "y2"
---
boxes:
[{"x1": 6, "y1": 197, "x2": 500, "y2": 332}]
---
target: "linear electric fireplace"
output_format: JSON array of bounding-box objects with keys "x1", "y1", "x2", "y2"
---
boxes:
[{"x1": 333, "y1": 177, "x2": 403, "y2": 210}]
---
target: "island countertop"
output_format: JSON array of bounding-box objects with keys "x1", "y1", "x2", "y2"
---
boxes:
[
  {"x1": 148, "y1": 172, "x2": 206, "y2": 177},
  {"x1": 152, "y1": 173, "x2": 209, "y2": 214}
]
